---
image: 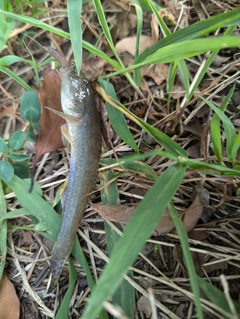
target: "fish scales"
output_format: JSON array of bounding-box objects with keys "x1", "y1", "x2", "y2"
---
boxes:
[{"x1": 49, "y1": 62, "x2": 101, "y2": 290}]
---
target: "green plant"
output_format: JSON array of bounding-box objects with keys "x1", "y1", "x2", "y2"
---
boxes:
[{"x1": 0, "y1": 1, "x2": 240, "y2": 319}]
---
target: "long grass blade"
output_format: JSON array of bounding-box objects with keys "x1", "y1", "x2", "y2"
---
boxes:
[
  {"x1": 0, "y1": 180, "x2": 7, "y2": 278},
  {"x1": 67, "y1": 0, "x2": 82, "y2": 74},
  {"x1": 168, "y1": 203, "x2": 203, "y2": 319},
  {"x1": 55, "y1": 259, "x2": 77, "y2": 319},
  {"x1": 81, "y1": 164, "x2": 186, "y2": 319},
  {"x1": 201, "y1": 95, "x2": 236, "y2": 162},
  {"x1": 100, "y1": 169, "x2": 135, "y2": 319},
  {"x1": 133, "y1": 9, "x2": 240, "y2": 64}
]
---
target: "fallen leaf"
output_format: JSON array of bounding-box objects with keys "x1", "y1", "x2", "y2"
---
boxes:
[
  {"x1": 182, "y1": 118, "x2": 203, "y2": 137},
  {"x1": 115, "y1": 35, "x2": 154, "y2": 56},
  {"x1": 91, "y1": 203, "x2": 136, "y2": 226},
  {"x1": 182, "y1": 194, "x2": 204, "y2": 232},
  {"x1": 187, "y1": 229, "x2": 210, "y2": 241},
  {"x1": 36, "y1": 69, "x2": 64, "y2": 161},
  {"x1": 115, "y1": 13, "x2": 168, "y2": 85},
  {"x1": 0, "y1": 273, "x2": 20, "y2": 319},
  {"x1": 92, "y1": 190, "x2": 206, "y2": 236},
  {"x1": 137, "y1": 296, "x2": 152, "y2": 318},
  {"x1": 91, "y1": 204, "x2": 176, "y2": 236},
  {"x1": 111, "y1": 11, "x2": 137, "y2": 41},
  {"x1": 139, "y1": 276, "x2": 158, "y2": 289},
  {"x1": 81, "y1": 56, "x2": 106, "y2": 81},
  {"x1": 30, "y1": 69, "x2": 65, "y2": 185}
]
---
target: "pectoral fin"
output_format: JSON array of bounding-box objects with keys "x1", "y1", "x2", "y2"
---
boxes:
[{"x1": 45, "y1": 106, "x2": 82, "y2": 124}]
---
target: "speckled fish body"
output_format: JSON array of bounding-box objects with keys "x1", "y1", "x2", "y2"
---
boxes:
[{"x1": 49, "y1": 63, "x2": 101, "y2": 289}]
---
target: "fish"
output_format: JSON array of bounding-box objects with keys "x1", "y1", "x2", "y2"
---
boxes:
[{"x1": 48, "y1": 62, "x2": 101, "y2": 290}]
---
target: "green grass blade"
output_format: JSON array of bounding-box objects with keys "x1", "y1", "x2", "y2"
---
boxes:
[
  {"x1": 55, "y1": 259, "x2": 77, "y2": 319},
  {"x1": 81, "y1": 164, "x2": 186, "y2": 319},
  {"x1": 92, "y1": 0, "x2": 122, "y2": 67},
  {"x1": 131, "y1": 0, "x2": 162, "y2": 12},
  {"x1": 101, "y1": 155, "x2": 158, "y2": 181},
  {"x1": 133, "y1": 4, "x2": 143, "y2": 86},
  {"x1": 183, "y1": 26, "x2": 235, "y2": 106},
  {"x1": 231, "y1": 133, "x2": 240, "y2": 164},
  {"x1": 98, "y1": 78, "x2": 139, "y2": 153},
  {"x1": 134, "y1": 37, "x2": 240, "y2": 68},
  {"x1": 100, "y1": 170, "x2": 135, "y2": 319},
  {"x1": 97, "y1": 85, "x2": 187, "y2": 157},
  {"x1": 0, "y1": 180, "x2": 7, "y2": 278},
  {"x1": 133, "y1": 9, "x2": 240, "y2": 64},
  {"x1": 177, "y1": 60, "x2": 190, "y2": 97},
  {"x1": 182, "y1": 157, "x2": 240, "y2": 177},
  {"x1": 0, "y1": 66, "x2": 32, "y2": 91},
  {"x1": 201, "y1": 95, "x2": 236, "y2": 161},
  {"x1": 168, "y1": 202, "x2": 203, "y2": 319},
  {"x1": 166, "y1": 62, "x2": 178, "y2": 109},
  {"x1": 210, "y1": 112, "x2": 222, "y2": 164},
  {"x1": 67, "y1": 0, "x2": 82, "y2": 74},
  {"x1": 148, "y1": 0, "x2": 170, "y2": 37},
  {"x1": 5, "y1": 175, "x2": 61, "y2": 240},
  {"x1": 197, "y1": 276, "x2": 240, "y2": 316}
]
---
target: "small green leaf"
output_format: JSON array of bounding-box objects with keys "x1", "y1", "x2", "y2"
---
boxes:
[
  {"x1": 8, "y1": 130, "x2": 25, "y2": 150},
  {"x1": 10, "y1": 152, "x2": 29, "y2": 162},
  {"x1": 0, "y1": 137, "x2": 9, "y2": 153},
  {"x1": 26, "y1": 125, "x2": 38, "y2": 142},
  {"x1": 20, "y1": 91, "x2": 41, "y2": 124},
  {"x1": 13, "y1": 161, "x2": 30, "y2": 179},
  {"x1": 0, "y1": 161, "x2": 14, "y2": 181}
]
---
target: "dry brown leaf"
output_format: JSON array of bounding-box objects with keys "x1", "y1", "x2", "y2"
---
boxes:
[
  {"x1": 137, "y1": 296, "x2": 152, "y2": 318},
  {"x1": 182, "y1": 194, "x2": 204, "y2": 232},
  {"x1": 187, "y1": 229, "x2": 210, "y2": 241},
  {"x1": 115, "y1": 12, "x2": 168, "y2": 85},
  {"x1": 142, "y1": 64, "x2": 169, "y2": 85},
  {"x1": 34, "y1": 69, "x2": 65, "y2": 165},
  {"x1": 115, "y1": 35, "x2": 154, "y2": 56},
  {"x1": 81, "y1": 57, "x2": 106, "y2": 81},
  {"x1": 151, "y1": 12, "x2": 159, "y2": 43},
  {"x1": 182, "y1": 118, "x2": 203, "y2": 137},
  {"x1": 92, "y1": 191, "x2": 205, "y2": 236},
  {"x1": 0, "y1": 273, "x2": 20, "y2": 319},
  {"x1": 204, "y1": 258, "x2": 228, "y2": 274},
  {"x1": 91, "y1": 203, "x2": 136, "y2": 226},
  {"x1": 91, "y1": 204, "x2": 176, "y2": 236},
  {"x1": 111, "y1": 11, "x2": 137, "y2": 41}
]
